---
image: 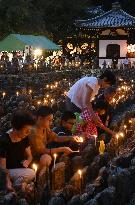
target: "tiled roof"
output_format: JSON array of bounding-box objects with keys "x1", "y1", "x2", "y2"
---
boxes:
[{"x1": 76, "y1": 7, "x2": 135, "y2": 29}]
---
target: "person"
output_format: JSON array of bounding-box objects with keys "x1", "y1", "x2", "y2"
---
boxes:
[
  {"x1": 95, "y1": 87, "x2": 117, "y2": 126},
  {"x1": 52, "y1": 111, "x2": 78, "y2": 150},
  {"x1": 0, "y1": 111, "x2": 36, "y2": 191},
  {"x1": 76, "y1": 100, "x2": 116, "y2": 140},
  {"x1": 65, "y1": 70, "x2": 116, "y2": 123},
  {"x1": 53, "y1": 111, "x2": 76, "y2": 136},
  {"x1": 29, "y1": 106, "x2": 79, "y2": 171}
]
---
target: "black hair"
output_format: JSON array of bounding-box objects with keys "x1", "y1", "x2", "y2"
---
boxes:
[
  {"x1": 93, "y1": 100, "x2": 108, "y2": 111},
  {"x1": 11, "y1": 111, "x2": 35, "y2": 130},
  {"x1": 61, "y1": 111, "x2": 76, "y2": 121},
  {"x1": 36, "y1": 106, "x2": 53, "y2": 117},
  {"x1": 99, "y1": 70, "x2": 116, "y2": 85}
]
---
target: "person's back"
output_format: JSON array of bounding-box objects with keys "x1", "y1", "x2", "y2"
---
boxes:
[{"x1": 67, "y1": 76, "x2": 99, "y2": 110}]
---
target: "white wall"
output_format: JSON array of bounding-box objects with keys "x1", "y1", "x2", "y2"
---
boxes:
[{"x1": 99, "y1": 40, "x2": 127, "y2": 58}]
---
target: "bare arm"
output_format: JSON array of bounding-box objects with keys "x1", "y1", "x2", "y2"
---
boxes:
[
  {"x1": 97, "y1": 123, "x2": 115, "y2": 136},
  {"x1": 23, "y1": 146, "x2": 33, "y2": 168}
]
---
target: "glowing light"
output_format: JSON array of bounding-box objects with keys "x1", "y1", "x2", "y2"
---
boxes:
[
  {"x1": 16, "y1": 91, "x2": 19, "y2": 96},
  {"x1": 34, "y1": 49, "x2": 42, "y2": 56},
  {"x1": 78, "y1": 169, "x2": 82, "y2": 178},
  {"x1": 32, "y1": 163, "x2": 38, "y2": 172},
  {"x1": 2, "y1": 92, "x2": 6, "y2": 98}
]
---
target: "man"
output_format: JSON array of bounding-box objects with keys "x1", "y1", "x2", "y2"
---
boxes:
[
  {"x1": 65, "y1": 70, "x2": 116, "y2": 125},
  {"x1": 0, "y1": 111, "x2": 36, "y2": 191},
  {"x1": 29, "y1": 106, "x2": 78, "y2": 170}
]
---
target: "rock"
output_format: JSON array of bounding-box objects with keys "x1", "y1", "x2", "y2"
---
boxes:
[
  {"x1": 68, "y1": 195, "x2": 82, "y2": 205},
  {"x1": 48, "y1": 196, "x2": 65, "y2": 205},
  {"x1": 131, "y1": 157, "x2": 135, "y2": 166},
  {"x1": 58, "y1": 185, "x2": 79, "y2": 202},
  {"x1": 72, "y1": 156, "x2": 82, "y2": 173},
  {"x1": 85, "y1": 198, "x2": 98, "y2": 205},
  {"x1": 128, "y1": 166, "x2": 135, "y2": 193},
  {"x1": 85, "y1": 162, "x2": 100, "y2": 183},
  {"x1": 113, "y1": 170, "x2": 131, "y2": 205},
  {"x1": 52, "y1": 162, "x2": 65, "y2": 191},
  {"x1": 93, "y1": 153, "x2": 110, "y2": 168},
  {"x1": 82, "y1": 145, "x2": 97, "y2": 166},
  {"x1": 95, "y1": 186, "x2": 115, "y2": 205},
  {"x1": 115, "y1": 154, "x2": 133, "y2": 168}
]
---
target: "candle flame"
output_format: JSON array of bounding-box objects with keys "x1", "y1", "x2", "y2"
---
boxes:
[
  {"x1": 53, "y1": 153, "x2": 57, "y2": 159},
  {"x1": 79, "y1": 137, "x2": 84, "y2": 143},
  {"x1": 116, "y1": 134, "x2": 119, "y2": 140},
  {"x1": 119, "y1": 132, "x2": 124, "y2": 137},
  {"x1": 78, "y1": 169, "x2": 82, "y2": 178},
  {"x1": 32, "y1": 163, "x2": 38, "y2": 172}
]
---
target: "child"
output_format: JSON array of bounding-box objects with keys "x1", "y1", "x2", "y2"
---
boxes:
[{"x1": 76, "y1": 100, "x2": 116, "y2": 140}]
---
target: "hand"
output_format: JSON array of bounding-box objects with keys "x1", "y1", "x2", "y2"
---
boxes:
[
  {"x1": 62, "y1": 147, "x2": 73, "y2": 155},
  {"x1": 22, "y1": 160, "x2": 30, "y2": 168},
  {"x1": 73, "y1": 135, "x2": 84, "y2": 143},
  {"x1": 92, "y1": 113, "x2": 100, "y2": 125}
]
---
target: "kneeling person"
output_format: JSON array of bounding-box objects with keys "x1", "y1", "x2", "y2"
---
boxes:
[
  {"x1": 0, "y1": 111, "x2": 36, "y2": 190},
  {"x1": 29, "y1": 106, "x2": 76, "y2": 170}
]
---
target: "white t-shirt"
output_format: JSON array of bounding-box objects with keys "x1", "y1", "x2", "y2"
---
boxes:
[{"x1": 67, "y1": 77, "x2": 100, "y2": 109}]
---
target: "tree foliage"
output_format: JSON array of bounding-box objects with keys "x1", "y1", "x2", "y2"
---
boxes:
[{"x1": 0, "y1": 0, "x2": 134, "y2": 40}]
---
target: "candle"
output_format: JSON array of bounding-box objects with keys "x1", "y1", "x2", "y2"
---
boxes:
[
  {"x1": 93, "y1": 135, "x2": 97, "y2": 147},
  {"x1": 32, "y1": 163, "x2": 38, "y2": 181},
  {"x1": 53, "y1": 153, "x2": 57, "y2": 169},
  {"x1": 78, "y1": 169, "x2": 83, "y2": 193},
  {"x1": 2, "y1": 92, "x2": 6, "y2": 98},
  {"x1": 29, "y1": 89, "x2": 32, "y2": 94},
  {"x1": 16, "y1": 91, "x2": 19, "y2": 96},
  {"x1": 37, "y1": 101, "x2": 41, "y2": 105}
]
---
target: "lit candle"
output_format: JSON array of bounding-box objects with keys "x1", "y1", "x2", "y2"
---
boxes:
[
  {"x1": 53, "y1": 153, "x2": 57, "y2": 169},
  {"x1": 32, "y1": 163, "x2": 38, "y2": 182},
  {"x1": 37, "y1": 101, "x2": 41, "y2": 105},
  {"x1": 29, "y1": 89, "x2": 32, "y2": 94},
  {"x1": 16, "y1": 91, "x2": 19, "y2": 97},
  {"x1": 2, "y1": 92, "x2": 6, "y2": 98},
  {"x1": 78, "y1": 169, "x2": 83, "y2": 193}
]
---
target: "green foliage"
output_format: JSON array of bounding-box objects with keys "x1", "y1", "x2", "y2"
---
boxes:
[{"x1": 0, "y1": 0, "x2": 134, "y2": 40}]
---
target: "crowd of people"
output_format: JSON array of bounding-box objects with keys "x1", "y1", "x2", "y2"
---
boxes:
[{"x1": 0, "y1": 63, "x2": 135, "y2": 204}]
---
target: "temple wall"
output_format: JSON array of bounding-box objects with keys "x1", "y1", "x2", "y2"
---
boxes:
[{"x1": 99, "y1": 40, "x2": 127, "y2": 57}]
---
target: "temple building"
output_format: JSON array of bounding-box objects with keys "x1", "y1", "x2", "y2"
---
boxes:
[{"x1": 75, "y1": 1, "x2": 135, "y2": 68}]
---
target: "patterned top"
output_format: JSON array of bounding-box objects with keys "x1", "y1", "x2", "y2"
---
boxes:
[{"x1": 76, "y1": 108, "x2": 103, "y2": 139}]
